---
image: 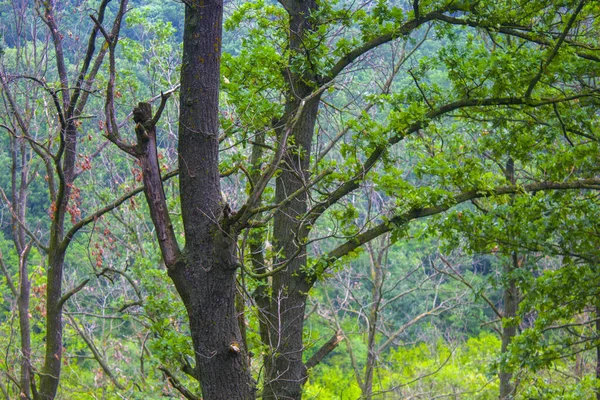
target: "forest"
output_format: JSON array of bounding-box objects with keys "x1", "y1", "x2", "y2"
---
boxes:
[{"x1": 0, "y1": 0, "x2": 599, "y2": 399}]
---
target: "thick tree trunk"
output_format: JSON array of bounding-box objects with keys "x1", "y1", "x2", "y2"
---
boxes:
[{"x1": 143, "y1": 1, "x2": 255, "y2": 398}]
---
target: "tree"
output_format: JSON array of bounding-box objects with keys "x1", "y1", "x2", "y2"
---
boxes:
[
  {"x1": 2, "y1": 0, "x2": 600, "y2": 399},
  {"x1": 83, "y1": 0, "x2": 600, "y2": 398}
]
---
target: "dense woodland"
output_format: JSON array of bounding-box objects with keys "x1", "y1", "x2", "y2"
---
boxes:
[{"x1": 0, "y1": 0, "x2": 599, "y2": 399}]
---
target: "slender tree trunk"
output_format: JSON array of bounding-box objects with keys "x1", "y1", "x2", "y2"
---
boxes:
[
  {"x1": 18, "y1": 247, "x2": 32, "y2": 399},
  {"x1": 262, "y1": 2, "x2": 322, "y2": 398},
  {"x1": 363, "y1": 244, "x2": 384, "y2": 400},
  {"x1": 263, "y1": 92, "x2": 320, "y2": 399},
  {"x1": 38, "y1": 249, "x2": 66, "y2": 400},
  {"x1": 38, "y1": 121, "x2": 78, "y2": 400},
  {"x1": 596, "y1": 305, "x2": 600, "y2": 400},
  {"x1": 11, "y1": 135, "x2": 33, "y2": 398},
  {"x1": 499, "y1": 253, "x2": 519, "y2": 400},
  {"x1": 500, "y1": 159, "x2": 518, "y2": 400},
  {"x1": 247, "y1": 132, "x2": 271, "y2": 347}
]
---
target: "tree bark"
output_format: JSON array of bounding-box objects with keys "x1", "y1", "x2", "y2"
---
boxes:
[
  {"x1": 596, "y1": 304, "x2": 600, "y2": 400},
  {"x1": 499, "y1": 159, "x2": 519, "y2": 400},
  {"x1": 499, "y1": 256, "x2": 518, "y2": 400},
  {"x1": 10, "y1": 134, "x2": 33, "y2": 399},
  {"x1": 362, "y1": 243, "x2": 384, "y2": 400},
  {"x1": 261, "y1": 2, "x2": 322, "y2": 398},
  {"x1": 137, "y1": 1, "x2": 255, "y2": 398},
  {"x1": 263, "y1": 93, "x2": 321, "y2": 400}
]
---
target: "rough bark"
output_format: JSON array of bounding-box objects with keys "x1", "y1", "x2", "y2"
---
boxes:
[
  {"x1": 261, "y1": 2, "x2": 322, "y2": 398},
  {"x1": 134, "y1": 1, "x2": 255, "y2": 398},
  {"x1": 264, "y1": 94, "x2": 321, "y2": 400},
  {"x1": 39, "y1": 247, "x2": 67, "y2": 400}
]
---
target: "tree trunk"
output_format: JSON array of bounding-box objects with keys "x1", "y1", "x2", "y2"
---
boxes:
[
  {"x1": 363, "y1": 243, "x2": 384, "y2": 400},
  {"x1": 263, "y1": 90, "x2": 320, "y2": 398},
  {"x1": 38, "y1": 249, "x2": 66, "y2": 400},
  {"x1": 261, "y1": 2, "x2": 322, "y2": 398},
  {"x1": 11, "y1": 135, "x2": 33, "y2": 399},
  {"x1": 38, "y1": 122, "x2": 78, "y2": 400},
  {"x1": 18, "y1": 248, "x2": 32, "y2": 399},
  {"x1": 137, "y1": 1, "x2": 255, "y2": 398},
  {"x1": 500, "y1": 160, "x2": 518, "y2": 400},
  {"x1": 596, "y1": 305, "x2": 600, "y2": 400},
  {"x1": 499, "y1": 253, "x2": 519, "y2": 400}
]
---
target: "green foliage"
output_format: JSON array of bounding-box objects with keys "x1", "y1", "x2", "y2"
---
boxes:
[{"x1": 305, "y1": 332, "x2": 501, "y2": 399}]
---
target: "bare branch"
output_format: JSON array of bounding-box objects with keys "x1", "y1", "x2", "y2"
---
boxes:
[
  {"x1": 0, "y1": 188, "x2": 47, "y2": 251},
  {"x1": 89, "y1": 14, "x2": 111, "y2": 44},
  {"x1": 0, "y1": 250, "x2": 18, "y2": 297},
  {"x1": 61, "y1": 170, "x2": 179, "y2": 253},
  {"x1": 436, "y1": 255, "x2": 502, "y2": 319},
  {"x1": 66, "y1": 314, "x2": 125, "y2": 390},
  {"x1": 324, "y1": 5, "x2": 466, "y2": 82},
  {"x1": 158, "y1": 366, "x2": 201, "y2": 400},
  {"x1": 103, "y1": 0, "x2": 129, "y2": 143},
  {"x1": 57, "y1": 279, "x2": 90, "y2": 310},
  {"x1": 67, "y1": 0, "x2": 111, "y2": 116},
  {"x1": 304, "y1": 329, "x2": 344, "y2": 371},
  {"x1": 148, "y1": 91, "x2": 172, "y2": 129},
  {"x1": 234, "y1": 83, "x2": 332, "y2": 228},
  {"x1": 317, "y1": 27, "x2": 430, "y2": 163}
]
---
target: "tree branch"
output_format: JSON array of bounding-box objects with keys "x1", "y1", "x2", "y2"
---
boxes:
[
  {"x1": 436, "y1": 255, "x2": 503, "y2": 319},
  {"x1": 316, "y1": 178, "x2": 600, "y2": 278},
  {"x1": 324, "y1": 5, "x2": 465, "y2": 82},
  {"x1": 304, "y1": 329, "x2": 344, "y2": 371},
  {"x1": 57, "y1": 279, "x2": 90, "y2": 310},
  {"x1": 431, "y1": 11, "x2": 600, "y2": 63},
  {"x1": 158, "y1": 366, "x2": 201, "y2": 400},
  {"x1": 234, "y1": 84, "x2": 331, "y2": 229},
  {"x1": 524, "y1": 0, "x2": 586, "y2": 98},
  {"x1": 306, "y1": 94, "x2": 594, "y2": 227},
  {"x1": 60, "y1": 170, "x2": 179, "y2": 253},
  {"x1": 66, "y1": 314, "x2": 125, "y2": 390},
  {"x1": 0, "y1": 250, "x2": 18, "y2": 298},
  {"x1": 317, "y1": 28, "x2": 430, "y2": 163},
  {"x1": 67, "y1": 0, "x2": 111, "y2": 116},
  {"x1": 102, "y1": 0, "x2": 129, "y2": 145}
]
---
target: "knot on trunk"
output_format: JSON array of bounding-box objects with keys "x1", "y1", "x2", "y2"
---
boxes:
[
  {"x1": 133, "y1": 102, "x2": 152, "y2": 144},
  {"x1": 133, "y1": 102, "x2": 152, "y2": 124}
]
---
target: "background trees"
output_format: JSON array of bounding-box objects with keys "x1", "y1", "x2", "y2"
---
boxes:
[{"x1": 1, "y1": 0, "x2": 599, "y2": 399}]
